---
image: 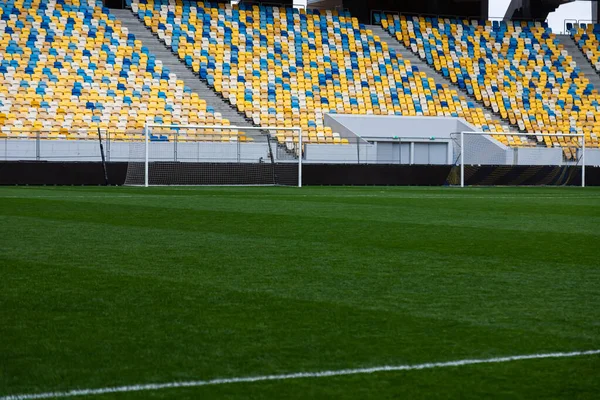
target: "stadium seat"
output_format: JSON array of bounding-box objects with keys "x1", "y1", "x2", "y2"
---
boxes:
[
  {"x1": 0, "y1": 0, "x2": 245, "y2": 142},
  {"x1": 572, "y1": 25, "x2": 600, "y2": 75},
  {"x1": 131, "y1": 0, "x2": 508, "y2": 145},
  {"x1": 381, "y1": 14, "x2": 600, "y2": 150}
]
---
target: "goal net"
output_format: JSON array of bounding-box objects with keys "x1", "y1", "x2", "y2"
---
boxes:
[
  {"x1": 451, "y1": 132, "x2": 586, "y2": 187},
  {"x1": 124, "y1": 124, "x2": 303, "y2": 186}
]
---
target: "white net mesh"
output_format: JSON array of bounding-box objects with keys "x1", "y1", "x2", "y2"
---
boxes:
[
  {"x1": 451, "y1": 132, "x2": 585, "y2": 186},
  {"x1": 124, "y1": 126, "x2": 301, "y2": 186}
]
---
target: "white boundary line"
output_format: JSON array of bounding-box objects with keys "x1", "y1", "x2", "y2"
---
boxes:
[{"x1": 1, "y1": 350, "x2": 599, "y2": 400}]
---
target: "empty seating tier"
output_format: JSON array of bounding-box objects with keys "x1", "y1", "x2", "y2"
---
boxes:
[
  {"x1": 381, "y1": 14, "x2": 600, "y2": 150},
  {"x1": 572, "y1": 24, "x2": 600, "y2": 72},
  {"x1": 0, "y1": 0, "x2": 246, "y2": 142},
  {"x1": 132, "y1": 0, "x2": 507, "y2": 146}
]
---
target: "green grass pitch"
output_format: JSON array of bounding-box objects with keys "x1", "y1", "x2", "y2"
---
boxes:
[{"x1": 1, "y1": 186, "x2": 599, "y2": 399}]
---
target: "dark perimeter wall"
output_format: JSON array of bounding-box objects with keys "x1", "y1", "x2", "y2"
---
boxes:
[
  {"x1": 104, "y1": 0, "x2": 125, "y2": 9},
  {"x1": 1, "y1": 162, "x2": 599, "y2": 186},
  {"x1": 343, "y1": 0, "x2": 489, "y2": 23}
]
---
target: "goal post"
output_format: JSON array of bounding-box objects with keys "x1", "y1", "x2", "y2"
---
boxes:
[
  {"x1": 452, "y1": 131, "x2": 586, "y2": 187},
  {"x1": 124, "y1": 124, "x2": 303, "y2": 187}
]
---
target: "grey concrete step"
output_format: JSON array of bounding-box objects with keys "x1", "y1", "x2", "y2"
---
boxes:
[
  {"x1": 556, "y1": 34, "x2": 600, "y2": 90},
  {"x1": 110, "y1": 9, "x2": 252, "y2": 129},
  {"x1": 367, "y1": 24, "x2": 514, "y2": 132}
]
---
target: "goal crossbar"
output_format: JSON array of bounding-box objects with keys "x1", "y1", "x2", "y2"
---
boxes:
[{"x1": 455, "y1": 131, "x2": 586, "y2": 187}]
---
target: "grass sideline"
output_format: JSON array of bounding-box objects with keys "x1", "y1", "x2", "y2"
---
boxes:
[{"x1": 1, "y1": 186, "x2": 599, "y2": 399}]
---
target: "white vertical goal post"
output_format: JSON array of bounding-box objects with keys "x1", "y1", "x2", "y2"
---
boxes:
[
  {"x1": 453, "y1": 131, "x2": 586, "y2": 187},
  {"x1": 123, "y1": 124, "x2": 303, "y2": 187}
]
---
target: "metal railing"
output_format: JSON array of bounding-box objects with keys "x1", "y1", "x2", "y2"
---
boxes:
[
  {"x1": 0, "y1": 131, "x2": 449, "y2": 165},
  {"x1": 564, "y1": 19, "x2": 597, "y2": 34},
  {"x1": 0, "y1": 130, "x2": 144, "y2": 162}
]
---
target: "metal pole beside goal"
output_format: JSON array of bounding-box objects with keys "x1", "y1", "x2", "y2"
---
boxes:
[
  {"x1": 460, "y1": 131, "x2": 464, "y2": 188},
  {"x1": 579, "y1": 134, "x2": 585, "y2": 188},
  {"x1": 144, "y1": 124, "x2": 149, "y2": 188},
  {"x1": 298, "y1": 126, "x2": 303, "y2": 188}
]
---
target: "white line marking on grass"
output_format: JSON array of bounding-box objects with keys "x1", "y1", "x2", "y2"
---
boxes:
[
  {"x1": 1, "y1": 350, "x2": 599, "y2": 400},
  {"x1": 300, "y1": 195, "x2": 600, "y2": 200},
  {"x1": 0, "y1": 195, "x2": 139, "y2": 199}
]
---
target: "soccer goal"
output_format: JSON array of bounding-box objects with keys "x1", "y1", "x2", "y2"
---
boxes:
[
  {"x1": 451, "y1": 131, "x2": 586, "y2": 187},
  {"x1": 124, "y1": 124, "x2": 303, "y2": 187}
]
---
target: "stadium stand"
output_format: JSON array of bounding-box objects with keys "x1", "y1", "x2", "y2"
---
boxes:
[
  {"x1": 5, "y1": 0, "x2": 592, "y2": 150},
  {"x1": 130, "y1": 0, "x2": 508, "y2": 146},
  {"x1": 0, "y1": 0, "x2": 248, "y2": 142},
  {"x1": 379, "y1": 14, "x2": 600, "y2": 152},
  {"x1": 571, "y1": 24, "x2": 600, "y2": 72}
]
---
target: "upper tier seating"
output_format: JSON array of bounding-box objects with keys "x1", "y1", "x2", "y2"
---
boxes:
[
  {"x1": 0, "y1": 0, "x2": 246, "y2": 142},
  {"x1": 132, "y1": 0, "x2": 507, "y2": 146},
  {"x1": 380, "y1": 14, "x2": 600, "y2": 151},
  {"x1": 571, "y1": 24, "x2": 600, "y2": 72}
]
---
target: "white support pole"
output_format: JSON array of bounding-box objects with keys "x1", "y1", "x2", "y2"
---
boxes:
[
  {"x1": 144, "y1": 124, "x2": 149, "y2": 188},
  {"x1": 582, "y1": 136, "x2": 586, "y2": 188},
  {"x1": 460, "y1": 131, "x2": 465, "y2": 188},
  {"x1": 298, "y1": 128, "x2": 303, "y2": 188}
]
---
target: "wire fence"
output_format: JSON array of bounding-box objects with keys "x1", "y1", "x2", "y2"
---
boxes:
[{"x1": 4, "y1": 130, "x2": 588, "y2": 166}]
